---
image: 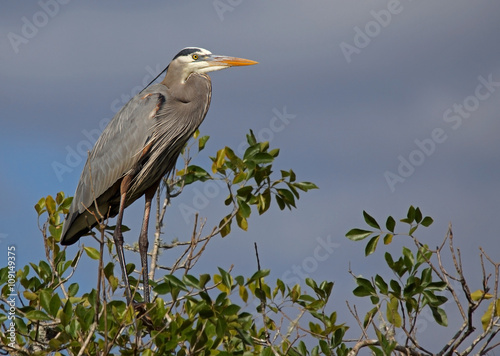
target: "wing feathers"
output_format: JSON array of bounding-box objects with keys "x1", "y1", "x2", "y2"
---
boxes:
[{"x1": 61, "y1": 86, "x2": 168, "y2": 244}]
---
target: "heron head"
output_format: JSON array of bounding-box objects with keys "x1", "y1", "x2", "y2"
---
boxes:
[{"x1": 170, "y1": 47, "x2": 258, "y2": 83}]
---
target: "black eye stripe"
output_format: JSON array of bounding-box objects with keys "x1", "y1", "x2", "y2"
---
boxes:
[{"x1": 172, "y1": 47, "x2": 207, "y2": 60}]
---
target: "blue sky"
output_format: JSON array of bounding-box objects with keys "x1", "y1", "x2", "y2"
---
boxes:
[{"x1": 1, "y1": 0, "x2": 500, "y2": 347}]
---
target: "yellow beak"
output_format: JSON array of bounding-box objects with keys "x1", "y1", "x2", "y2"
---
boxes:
[{"x1": 207, "y1": 55, "x2": 258, "y2": 67}]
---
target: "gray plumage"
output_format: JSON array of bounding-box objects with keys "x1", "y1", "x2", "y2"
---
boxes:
[
  {"x1": 61, "y1": 77, "x2": 210, "y2": 244},
  {"x1": 60, "y1": 47, "x2": 257, "y2": 303}
]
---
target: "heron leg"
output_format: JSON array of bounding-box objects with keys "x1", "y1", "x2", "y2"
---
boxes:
[
  {"x1": 138, "y1": 182, "x2": 159, "y2": 304},
  {"x1": 114, "y1": 175, "x2": 133, "y2": 304}
]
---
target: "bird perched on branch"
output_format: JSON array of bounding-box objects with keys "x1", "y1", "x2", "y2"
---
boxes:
[{"x1": 61, "y1": 47, "x2": 257, "y2": 304}]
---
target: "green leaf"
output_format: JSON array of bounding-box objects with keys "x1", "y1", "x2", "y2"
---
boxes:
[
  {"x1": 224, "y1": 146, "x2": 239, "y2": 164},
  {"x1": 346, "y1": 229, "x2": 373, "y2": 241},
  {"x1": 71, "y1": 249, "x2": 82, "y2": 268},
  {"x1": 370, "y1": 295, "x2": 380, "y2": 304},
  {"x1": 407, "y1": 206, "x2": 416, "y2": 222},
  {"x1": 248, "y1": 269, "x2": 270, "y2": 283},
  {"x1": 243, "y1": 144, "x2": 260, "y2": 161},
  {"x1": 363, "y1": 211, "x2": 380, "y2": 229},
  {"x1": 365, "y1": 235, "x2": 380, "y2": 256},
  {"x1": 369, "y1": 346, "x2": 384, "y2": 356},
  {"x1": 237, "y1": 199, "x2": 251, "y2": 218},
  {"x1": 288, "y1": 169, "x2": 297, "y2": 182},
  {"x1": 182, "y1": 275, "x2": 200, "y2": 289},
  {"x1": 311, "y1": 345, "x2": 320, "y2": 356},
  {"x1": 26, "y1": 310, "x2": 52, "y2": 321},
  {"x1": 49, "y1": 224, "x2": 62, "y2": 241},
  {"x1": 199, "y1": 307, "x2": 215, "y2": 319},
  {"x1": 212, "y1": 147, "x2": 226, "y2": 173},
  {"x1": 415, "y1": 207, "x2": 423, "y2": 223},
  {"x1": 199, "y1": 274, "x2": 211, "y2": 288},
  {"x1": 61, "y1": 196, "x2": 73, "y2": 213},
  {"x1": 11, "y1": 316, "x2": 27, "y2": 336},
  {"x1": 386, "y1": 216, "x2": 396, "y2": 232},
  {"x1": 353, "y1": 277, "x2": 376, "y2": 297},
  {"x1": 218, "y1": 267, "x2": 233, "y2": 290},
  {"x1": 275, "y1": 195, "x2": 285, "y2": 210},
  {"x1": 56, "y1": 191, "x2": 64, "y2": 205},
  {"x1": 153, "y1": 282, "x2": 171, "y2": 295},
  {"x1": 236, "y1": 212, "x2": 248, "y2": 231},
  {"x1": 426, "y1": 281, "x2": 447, "y2": 291},
  {"x1": 481, "y1": 302, "x2": 494, "y2": 330},
  {"x1": 45, "y1": 195, "x2": 56, "y2": 215},
  {"x1": 35, "y1": 197, "x2": 46, "y2": 215},
  {"x1": 355, "y1": 277, "x2": 374, "y2": 290},
  {"x1": 390, "y1": 280, "x2": 402, "y2": 297},
  {"x1": 198, "y1": 135, "x2": 209, "y2": 151},
  {"x1": 276, "y1": 189, "x2": 295, "y2": 208},
  {"x1": 252, "y1": 152, "x2": 274, "y2": 164},
  {"x1": 375, "y1": 275, "x2": 388, "y2": 294},
  {"x1": 386, "y1": 296, "x2": 402, "y2": 327},
  {"x1": 293, "y1": 181, "x2": 319, "y2": 191},
  {"x1": 383, "y1": 233, "x2": 393, "y2": 245},
  {"x1": 237, "y1": 185, "x2": 254, "y2": 200},
  {"x1": 287, "y1": 348, "x2": 302, "y2": 356},
  {"x1": 257, "y1": 189, "x2": 272, "y2": 214},
  {"x1": 402, "y1": 247, "x2": 415, "y2": 268},
  {"x1": 275, "y1": 279, "x2": 286, "y2": 297},
  {"x1": 84, "y1": 246, "x2": 100, "y2": 260},
  {"x1": 233, "y1": 171, "x2": 247, "y2": 184},
  {"x1": 385, "y1": 252, "x2": 394, "y2": 268},
  {"x1": 364, "y1": 306, "x2": 378, "y2": 328},
  {"x1": 164, "y1": 274, "x2": 186, "y2": 290},
  {"x1": 219, "y1": 214, "x2": 232, "y2": 237},
  {"x1": 297, "y1": 341, "x2": 308, "y2": 356},
  {"x1": 239, "y1": 285, "x2": 249, "y2": 303},
  {"x1": 246, "y1": 130, "x2": 257, "y2": 146},
  {"x1": 269, "y1": 148, "x2": 280, "y2": 157},
  {"x1": 319, "y1": 340, "x2": 330, "y2": 354},
  {"x1": 421, "y1": 216, "x2": 434, "y2": 227},
  {"x1": 430, "y1": 306, "x2": 448, "y2": 326},
  {"x1": 221, "y1": 304, "x2": 241, "y2": 316},
  {"x1": 471, "y1": 290, "x2": 493, "y2": 301},
  {"x1": 68, "y1": 283, "x2": 79, "y2": 297},
  {"x1": 420, "y1": 267, "x2": 432, "y2": 285},
  {"x1": 49, "y1": 294, "x2": 61, "y2": 317},
  {"x1": 40, "y1": 289, "x2": 51, "y2": 314},
  {"x1": 287, "y1": 182, "x2": 300, "y2": 199},
  {"x1": 23, "y1": 291, "x2": 37, "y2": 301},
  {"x1": 305, "y1": 278, "x2": 317, "y2": 292},
  {"x1": 103, "y1": 262, "x2": 114, "y2": 279},
  {"x1": 179, "y1": 165, "x2": 211, "y2": 184}
]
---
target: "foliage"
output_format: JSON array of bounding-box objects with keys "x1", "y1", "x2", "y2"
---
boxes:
[
  {"x1": 1, "y1": 133, "x2": 499, "y2": 355},
  {"x1": 178, "y1": 130, "x2": 317, "y2": 237},
  {"x1": 345, "y1": 206, "x2": 500, "y2": 355}
]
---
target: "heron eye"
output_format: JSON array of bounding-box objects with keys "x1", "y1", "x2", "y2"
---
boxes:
[{"x1": 192, "y1": 54, "x2": 199, "y2": 60}]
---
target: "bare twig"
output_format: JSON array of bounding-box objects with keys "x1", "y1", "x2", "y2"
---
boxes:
[
  {"x1": 346, "y1": 301, "x2": 370, "y2": 340},
  {"x1": 347, "y1": 339, "x2": 426, "y2": 356}
]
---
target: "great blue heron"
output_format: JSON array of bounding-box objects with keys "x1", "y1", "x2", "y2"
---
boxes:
[{"x1": 61, "y1": 47, "x2": 257, "y2": 304}]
